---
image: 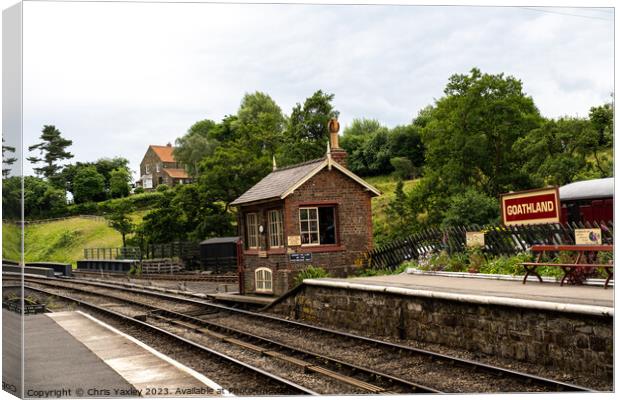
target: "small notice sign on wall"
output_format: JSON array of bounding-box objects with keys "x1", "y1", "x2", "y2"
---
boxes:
[
  {"x1": 258, "y1": 250, "x2": 268, "y2": 258},
  {"x1": 290, "y1": 253, "x2": 312, "y2": 262},
  {"x1": 287, "y1": 235, "x2": 301, "y2": 246},
  {"x1": 575, "y1": 228, "x2": 602, "y2": 245},
  {"x1": 466, "y1": 232, "x2": 485, "y2": 248}
]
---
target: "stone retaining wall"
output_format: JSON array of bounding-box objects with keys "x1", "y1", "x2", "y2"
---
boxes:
[{"x1": 270, "y1": 284, "x2": 613, "y2": 380}]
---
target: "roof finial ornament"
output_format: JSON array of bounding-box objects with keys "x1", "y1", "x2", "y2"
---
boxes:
[{"x1": 272, "y1": 155, "x2": 277, "y2": 171}]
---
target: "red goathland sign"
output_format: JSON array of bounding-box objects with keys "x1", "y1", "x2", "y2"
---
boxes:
[{"x1": 500, "y1": 188, "x2": 560, "y2": 226}]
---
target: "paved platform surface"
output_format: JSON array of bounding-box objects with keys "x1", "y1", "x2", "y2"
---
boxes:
[
  {"x1": 3, "y1": 309, "x2": 223, "y2": 398},
  {"x1": 326, "y1": 273, "x2": 614, "y2": 308}
]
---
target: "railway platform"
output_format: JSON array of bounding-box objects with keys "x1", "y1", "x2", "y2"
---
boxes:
[
  {"x1": 3, "y1": 309, "x2": 225, "y2": 397},
  {"x1": 332, "y1": 271, "x2": 613, "y2": 308}
]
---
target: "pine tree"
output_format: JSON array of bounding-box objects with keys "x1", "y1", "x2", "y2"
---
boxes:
[
  {"x1": 2, "y1": 137, "x2": 18, "y2": 178},
  {"x1": 27, "y1": 125, "x2": 73, "y2": 184}
]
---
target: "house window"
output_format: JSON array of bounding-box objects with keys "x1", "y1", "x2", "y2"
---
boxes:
[
  {"x1": 246, "y1": 213, "x2": 259, "y2": 249},
  {"x1": 299, "y1": 206, "x2": 336, "y2": 245},
  {"x1": 156, "y1": 163, "x2": 161, "y2": 172},
  {"x1": 268, "y1": 209, "x2": 284, "y2": 248},
  {"x1": 255, "y1": 268, "x2": 273, "y2": 293},
  {"x1": 145, "y1": 165, "x2": 151, "y2": 174}
]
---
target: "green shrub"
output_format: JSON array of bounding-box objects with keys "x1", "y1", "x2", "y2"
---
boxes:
[
  {"x1": 133, "y1": 186, "x2": 145, "y2": 194},
  {"x1": 294, "y1": 266, "x2": 330, "y2": 286},
  {"x1": 156, "y1": 184, "x2": 170, "y2": 192}
]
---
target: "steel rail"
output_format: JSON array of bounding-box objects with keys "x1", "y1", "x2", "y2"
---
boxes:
[
  {"x1": 22, "y1": 276, "x2": 593, "y2": 392},
  {"x1": 21, "y1": 279, "x2": 437, "y2": 394},
  {"x1": 21, "y1": 284, "x2": 317, "y2": 396}
]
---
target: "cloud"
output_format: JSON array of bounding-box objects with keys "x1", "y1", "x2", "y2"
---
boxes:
[{"x1": 14, "y1": 2, "x2": 613, "y2": 178}]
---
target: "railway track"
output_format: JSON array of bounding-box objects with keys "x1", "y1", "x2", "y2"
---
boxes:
[
  {"x1": 11, "y1": 275, "x2": 594, "y2": 393},
  {"x1": 9, "y1": 284, "x2": 314, "y2": 396},
  {"x1": 72, "y1": 270, "x2": 238, "y2": 282}
]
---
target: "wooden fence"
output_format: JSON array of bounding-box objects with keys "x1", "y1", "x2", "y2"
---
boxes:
[
  {"x1": 144, "y1": 241, "x2": 200, "y2": 266},
  {"x1": 83, "y1": 247, "x2": 141, "y2": 260},
  {"x1": 366, "y1": 220, "x2": 614, "y2": 270},
  {"x1": 4, "y1": 215, "x2": 105, "y2": 225}
]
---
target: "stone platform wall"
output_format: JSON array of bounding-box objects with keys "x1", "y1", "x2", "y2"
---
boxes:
[{"x1": 269, "y1": 283, "x2": 613, "y2": 380}]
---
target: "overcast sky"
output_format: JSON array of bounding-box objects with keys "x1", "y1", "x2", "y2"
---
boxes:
[{"x1": 4, "y1": 1, "x2": 616, "y2": 179}]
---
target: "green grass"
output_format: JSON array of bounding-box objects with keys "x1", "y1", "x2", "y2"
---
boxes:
[
  {"x1": 2, "y1": 213, "x2": 146, "y2": 267},
  {"x1": 23, "y1": 217, "x2": 123, "y2": 267},
  {"x1": 2, "y1": 223, "x2": 22, "y2": 261}
]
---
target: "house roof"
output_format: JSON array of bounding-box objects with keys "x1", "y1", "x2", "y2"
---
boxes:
[
  {"x1": 230, "y1": 156, "x2": 381, "y2": 206},
  {"x1": 149, "y1": 145, "x2": 176, "y2": 162},
  {"x1": 559, "y1": 177, "x2": 614, "y2": 201},
  {"x1": 162, "y1": 168, "x2": 190, "y2": 179},
  {"x1": 200, "y1": 236, "x2": 241, "y2": 245}
]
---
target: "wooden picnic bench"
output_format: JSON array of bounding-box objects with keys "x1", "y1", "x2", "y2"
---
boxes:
[{"x1": 521, "y1": 244, "x2": 613, "y2": 289}]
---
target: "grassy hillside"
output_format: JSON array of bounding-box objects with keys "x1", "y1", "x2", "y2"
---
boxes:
[
  {"x1": 366, "y1": 175, "x2": 419, "y2": 246},
  {"x1": 2, "y1": 223, "x2": 22, "y2": 261},
  {"x1": 22, "y1": 217, "x2": 123, "y2": 266}
]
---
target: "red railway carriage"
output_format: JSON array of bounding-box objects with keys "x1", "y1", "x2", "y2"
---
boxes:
[{"x1": 559, "y1": 178, "x2": 613, "y2": 224}]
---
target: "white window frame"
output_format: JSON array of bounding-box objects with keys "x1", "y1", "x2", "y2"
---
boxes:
[
  {"x1": 145, "y1": 164, "x2": 151, "y2": 174},
  {"x1": 299, "y1": 207, "x2": 320, "y2": 246},
  {"x1": 246, "y1": 213, "x2": 259, "y2": 249},
  {"x1": 268, "y1": 209, "x2": 284, "y2": 248},
  {"x1": 156, "y1": 163, "x2": 161, "y2": 172},
  {"x1": 255, "y1": 267, "x2": 273, "y2": 293}
]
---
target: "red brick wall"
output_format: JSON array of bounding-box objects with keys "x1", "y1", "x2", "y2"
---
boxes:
[{"x1": 240, "y1": 167, "x2": 373, "y2": 295}]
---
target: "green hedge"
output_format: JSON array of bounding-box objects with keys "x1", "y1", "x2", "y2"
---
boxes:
[{"x1": 67, "y1": 191, "x2": 164, "y2": 215}]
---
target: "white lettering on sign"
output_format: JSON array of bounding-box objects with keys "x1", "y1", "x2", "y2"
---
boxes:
[{"x1": 506, "y1": 201, "x2": 555, "y2": 216}]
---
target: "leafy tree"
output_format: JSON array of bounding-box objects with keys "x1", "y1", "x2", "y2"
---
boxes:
[
  {"x1": 2, "y1": 176, "x2": 21, "y2": 219},
  {"x1": 386, "y1": 179, "x2": 409, "y2": 232},
  {"x1": 388, "y1": 124, "x2": 424, "y2": 169},
  {"x1": 390, "y1": 157, "x2": 415, "y2": 180},
  {"x1": 93, "y1": 157, "x2": 130, "y2": 192},
  {"x1": 27, "y1": 125, "x2": 73, "y2": 185},
  {"x1": 234, "y1": 92, "x2": 286, "y2": 157},
  {"x1": 109, "y1": 167, "x2": 131, "y2": 198},
  {"x1": 2, "y1": 137, "x2": 18, "y2": 178},
  {"x1": 278, "y1": 90, "x2": 339, "y2": 165},
  {"x1": 587, "y1": 101, "x2": 614, "y2": 176},
  {"x1": 173, "y1": 119, "x2": 218, "y2": 176},
  {"x1": 198, "y1": 144, "x2": 271, "y2": 210},
  {"x1": 341, "y1": 119, "x2": 386, "y2": 175},
  {"x1": 106, "y1": 201, "x2": 134, "y2": 248},
  {"x1": 73, "y1": 166, "x2": 105, "y2": 204},
  {"x1": 514, "y1": 117, "x2": 591, "y2": 186},
  {"x1": 441, "y1": 188, "x2": 499, "y2": 228},
  {"x1": 139, "y1": 184, "x2": 233, "y2": 244},
  {"x1": 18, "y1": 176, "x2": 67, "y2": 218},
  {"x1": 421, "y1": 68, "x2": 542, "y2": 198}
]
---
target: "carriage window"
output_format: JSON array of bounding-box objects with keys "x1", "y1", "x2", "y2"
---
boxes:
[
  {"x1": 246, "y1": 213, "x2": 259, "y2": 249},
  {"x1": 255, "y1": 268, "x2": 273, "y2": 293},
  {"x1": 299, "y1": 206, "x2": 336, "y2": 245},
  {"x1": 268, "y1": 209, "x2": 284, "y2": 248}
]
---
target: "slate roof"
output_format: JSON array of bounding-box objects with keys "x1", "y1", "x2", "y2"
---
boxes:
[
  {"x1": 150, "y1": 145, "x2": 176, "y2": 162},
  {"x1": 163, "y1": 168, "x2": 190, "y2": 179},
  {"x1": 230, "y1": 158, "x2": 326, "y2": 206},
  {"x1": 559, "y1": 177, "x2": 614, "y2": 201},
  {"x1": 200, "y1": 236, "x2": 241, "y2": 245}
]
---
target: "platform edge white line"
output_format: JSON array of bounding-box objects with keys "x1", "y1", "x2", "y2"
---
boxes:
[{"x1": 74, "y1": 311, "x2": 233, "y2": 396}]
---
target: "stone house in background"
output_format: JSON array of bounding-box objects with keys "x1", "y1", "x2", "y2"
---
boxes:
[
  {"x1": 137, "y1": 143, "x2": 191, "y2": 191},
  {"x1": 230, "y1": 118, "x2": 380, "y2": 296}
]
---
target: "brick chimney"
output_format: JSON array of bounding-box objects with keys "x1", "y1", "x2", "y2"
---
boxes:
[
  {"x1": 328, "y1": 117, "x2": 347, "y2": 168},
  {"x1": 166, "y1": 142, "x2": 172, "y2": 147}
]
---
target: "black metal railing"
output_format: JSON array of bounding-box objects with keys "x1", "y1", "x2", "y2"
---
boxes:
[{"x1": 366, "y1": 220, "x2": 614, "y2": 270}]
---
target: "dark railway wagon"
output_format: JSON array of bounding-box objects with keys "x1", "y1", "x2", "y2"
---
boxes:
[
  {"x1": 199, "y1": 237, "x2": 242, "y2": 274},
  {"x1": 559, "y1": 178, "x2": 613, "y2": 224}
]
